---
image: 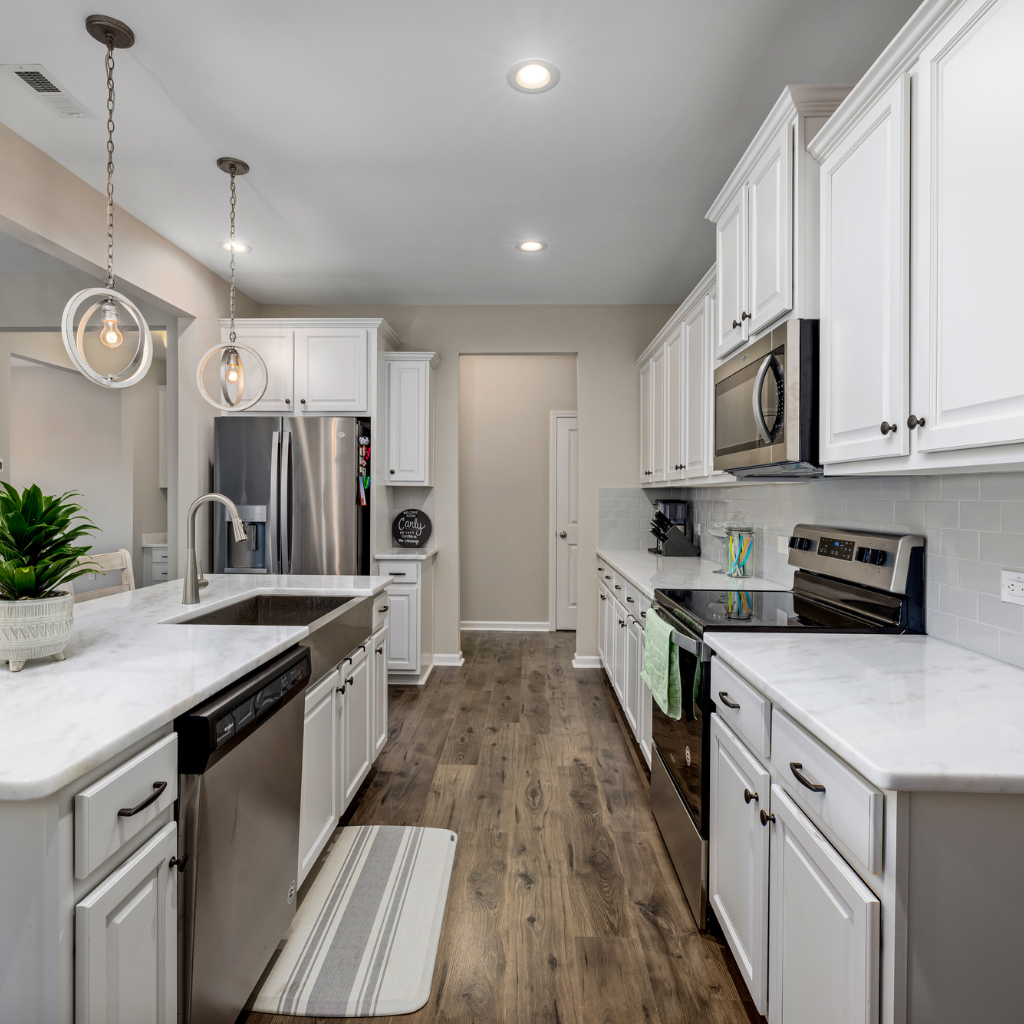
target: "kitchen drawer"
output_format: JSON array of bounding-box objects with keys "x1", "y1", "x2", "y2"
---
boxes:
[
  {"x1": 611, "y1": 571, "x2": 627, "y2": 600},
  {"x1": 306, "y1": 668, "x2": 337, "y2": 708},
  {"x1": 373, "y1": 591, "x2": 390, "y2": 630},
  {"x1": 379, "y1": 560, "x2": 419, "y2": 585},
  {"x1": 150, "y1": 547, "x2": 168, "y2": 565},
  {"x1": 597, "y1": 559, "x2": 609, "y2": 578},
  {"x1": 599, "y1": 565, "x2": 615, "y2": 589},
  {"x1": 712, "y1": 658, "x2": 771, "y2": 759},
  {"x1": 74, "y1": 734, "x2": 178, "y2": 880},
  {"x1": 771, "y1": 709, "x2": 883, "y2": 875},
  {"x1": 624, "y1": 580, "x2": 641, "y2": 614}
]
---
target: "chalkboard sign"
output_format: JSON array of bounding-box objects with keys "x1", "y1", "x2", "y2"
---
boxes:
[{"x1": 392, "y1": 509, "x2": 432, "y2": 548}]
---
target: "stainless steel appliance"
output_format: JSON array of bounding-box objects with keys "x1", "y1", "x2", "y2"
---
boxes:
[
  {"x1": 176, "y1": 645, "x2": 311, "y2": 1024},
  {"x1": 214, "y1": 416, "x2": 371, "y2": 576},
  {"x1": 713, "y1": 319, "x2": 819, "y2": 478},
  {"x1": 649, "y1": 525, "x2": 925, "y2": 929}
]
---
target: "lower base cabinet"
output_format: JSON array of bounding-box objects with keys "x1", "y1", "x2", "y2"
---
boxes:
[
  {"x1": 372, "y1": 629, "x2": 388, "y2": 756},
  {"x1": 75, "y1": 821, "x2": 178, "y2": 1024},
  {"x1": 298, "y1": 669, "x2": 340, "y2": 886},
  {"x1": 341, "y1": 651, "x2": 371, "y2": 807}
]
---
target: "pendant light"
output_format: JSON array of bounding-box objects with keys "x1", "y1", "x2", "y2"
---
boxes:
[
  {"x1": 196, "y1": 158, "x2": 268, "y2": 412},
  {"x1": 61, "y1": 15, "x2": 153, "y2": 389}
]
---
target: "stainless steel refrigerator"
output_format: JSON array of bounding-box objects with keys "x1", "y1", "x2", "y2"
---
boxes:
[{"x1": 214, "y1": 416, "x2": 370, "y2": 576}]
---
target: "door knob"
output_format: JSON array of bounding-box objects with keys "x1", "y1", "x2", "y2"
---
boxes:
[
  {"x1": 907, "y1": 414, "x2": 926, "y2": 430},
  {"x1": 880, "y1": 421, "x2": 898, "y2": 435},
  {"x1": 559, "y1": 531, "x2": 567, "y2": 538}
]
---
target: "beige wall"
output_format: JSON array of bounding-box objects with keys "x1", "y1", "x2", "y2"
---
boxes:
[
  {"x1": 260, "y1": 304, "x2": 675, "y2": 659},
  {"x1": 0, "y1": 122, "x2": 257, "y2": 576},
  {"x1": 459, "y1": 354, "x2": 577, "y2": 626}
]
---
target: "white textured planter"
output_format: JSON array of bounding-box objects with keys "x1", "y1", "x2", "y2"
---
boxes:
[{"x1": 0, "y1": 592, "x2": 74, "y2": 672}]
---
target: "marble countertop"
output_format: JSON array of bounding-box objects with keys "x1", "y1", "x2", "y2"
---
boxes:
[
  {"x1": 597, "y1": 548, "x2": 787, "y2": 600},
  {"x1": 0, "y1": 574, "x2": 390, "y2": 801},
  {"x1": 374, "y1": 546, "x2": 437, "y2": 562},
  {"x1": 704, "y1": 632, "x2": 1024, "y2": 794}
]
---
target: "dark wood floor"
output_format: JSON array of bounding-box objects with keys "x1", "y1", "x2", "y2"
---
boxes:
[{"x1": 247, "y1": 631, "x2": 751, "y2": 1024}]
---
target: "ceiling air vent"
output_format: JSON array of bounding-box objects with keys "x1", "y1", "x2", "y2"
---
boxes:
[{"x1": 4, "y1": 64, "x2": 93, "y2": 118}]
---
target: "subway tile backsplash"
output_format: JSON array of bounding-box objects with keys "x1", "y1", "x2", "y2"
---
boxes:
[{"x1": 598, "y1": 474, "x2": 1024, "y2": 670}]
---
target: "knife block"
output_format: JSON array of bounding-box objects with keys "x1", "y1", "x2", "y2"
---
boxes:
[{"x1": 661, "y1": 525, "x2": 701, "y2": 557}]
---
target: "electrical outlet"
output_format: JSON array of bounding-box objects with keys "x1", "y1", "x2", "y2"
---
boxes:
[
  {"x1": 1001, "y1": 570, "x2": 1024, "y2": 606},
  {"x1": 778, "y1": 535, "x2": 788, "y2": 554}
]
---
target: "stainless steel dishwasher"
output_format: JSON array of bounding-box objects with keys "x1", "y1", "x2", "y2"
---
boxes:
[{"x1": 176, "y1": 645, "x2": 311, "y2": 1024}]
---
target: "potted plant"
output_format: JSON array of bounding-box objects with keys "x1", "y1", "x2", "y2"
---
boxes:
[{"x1": 0, "y1": 484, "x2": 99, "y2": 672}]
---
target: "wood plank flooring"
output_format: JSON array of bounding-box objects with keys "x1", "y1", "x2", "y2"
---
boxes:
[{"x1": 246, "y1": 631, "x2": 752, "y2": 1024}]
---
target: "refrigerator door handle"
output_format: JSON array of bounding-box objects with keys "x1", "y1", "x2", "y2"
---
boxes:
[
  {"x1": 280, "y1": 429, "x2": 293, "y2": 574},
  {"x1": 268, "y1": 430, "x2": 281, "y2": 573}
]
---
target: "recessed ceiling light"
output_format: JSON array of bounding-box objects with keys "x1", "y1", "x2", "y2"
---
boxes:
[
  {"x1": 516, "y1": 240, "x2": 547, "y2": 252},
  {"x1": 220, "y1": 240, "x2": 251, "y2": 253},
  {"x1": 507, "y1": 59, "x2": 560, "y2": 94}
]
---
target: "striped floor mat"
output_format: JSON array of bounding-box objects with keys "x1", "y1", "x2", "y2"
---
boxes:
[{"x1": 253, "y1": 825, "x2": 458, "y2": 1017}]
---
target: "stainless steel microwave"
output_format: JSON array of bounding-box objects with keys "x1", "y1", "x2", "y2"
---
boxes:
[{"x1": 713, "y1": 319, "x2": 820, "y2": 478}]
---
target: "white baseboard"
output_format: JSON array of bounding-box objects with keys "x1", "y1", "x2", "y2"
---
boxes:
[
  {"x1": 388, "y1": 660, "x2": 434, "y2": 686},
  {"x1": 433, "y1": 652, "x2": 465, "y2": 667},
  {"x1": 572, "y1": 655, "x2": 603, "y2": 669},
  {"x1": 460, "y1": 621, "x2": 551, "y2": 632}
]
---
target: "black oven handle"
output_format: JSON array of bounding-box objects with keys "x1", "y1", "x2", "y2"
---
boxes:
[{"x1": 751, "y1": 354, "x2": 776, "y2": 444}]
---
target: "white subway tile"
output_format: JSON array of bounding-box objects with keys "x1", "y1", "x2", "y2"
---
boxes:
[
  {"x1": 958, "y1": 560, "x2": 1002, "y2": 596},
  {"x1": 982, "y1": 474, "x2": 1024, "y2": 500},
  {"x1": 941, "y1": 475, "x2": 981, "y2": 500},
  {"x1": 959, "y1": 501, "x2": 1001, "y2": 532},
  {"x1": 940, "y1": 585, "x2": 978, "y2": 620},
  {"x1": 1002, "y1": 502, "x2": 1024, "y2": 534},
  {"x1": 1000, "y1": 631, "x2": 1024, "y2": 670},
  {"x1": 925, "y1": 501, "x2": 959, "y2": 528},
  {"x1": 941, "y1": 530, "x2": 980, "y2": 560},
  {"x1": 978, "y1": 532, "x2": 1024, "y2": 567},
  {"x1": 957, "y1": 619, "x2": 1000, "y2": 658},
  {"x1": 979, "y1": 594, "x2": 1024, "y2": 633}
]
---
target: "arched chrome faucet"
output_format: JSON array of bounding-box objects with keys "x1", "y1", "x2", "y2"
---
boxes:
[{"x1": 183, "y1": 493, "x2": 247, "y2": 604}]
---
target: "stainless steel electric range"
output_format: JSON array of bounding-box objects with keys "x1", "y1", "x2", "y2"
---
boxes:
[{"x1": 649, "y1": 524, "x2": 925, "y2": 929}]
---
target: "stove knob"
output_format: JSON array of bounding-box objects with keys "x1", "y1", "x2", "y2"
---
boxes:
[
  {"x1": 856, "y1": 547, "x2": 870, "y2": 562},
  {"x1": 873, "y1": 549, "x2": 888, "y2": 566},
  {"x1": 800, "y1": 537, "x2": 814, "y2": 551},
  {"x1": 788, "y1": 536, "x2": 799, "y2": 549}
]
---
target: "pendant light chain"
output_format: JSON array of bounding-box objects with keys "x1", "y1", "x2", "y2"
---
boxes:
[
  {"x1": 104, "y1": 35, "x2": 116, "y2": 290},
  {"x1": 229, "y1": 168, "x2": 237, "y2": 344}
]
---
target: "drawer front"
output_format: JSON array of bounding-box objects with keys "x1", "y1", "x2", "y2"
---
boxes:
[
  {"x1": 624, "y1": 580, "x2": 641, "y2": 614},
  {"x1": 373, "y1": 591, "x2": 390, "y2": 630},
  {"x1": 150, "y1": 547, "x2": 168, "y2": 566},
  {"x1": 599, "y1": 565, "x2": 615, "y2": 590},
  {"x1": 771, "y1": 709, "x2": 883, "y2": 875},
  {"x1": 712, "y1": 658, "x2": 771, "y2": 759},
  {"x1": 379, "y1": 560, "x2": 419, "y2": 584},
  {"x1": 75, "y1": 734, "x2": 178, "y2": 880},
  {"x1": 611, "y1": 571, "x2": 627, "y2": 599},
  {"x1": 306, "y1": 667, "x2": 338, "y2": 709},
  {"x1": 597, "y1": 560, "x2": 609, "y2": 578}
]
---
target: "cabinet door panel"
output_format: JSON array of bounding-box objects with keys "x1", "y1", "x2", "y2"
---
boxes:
[
  {"x1": 612, "y1": 599, "x2": 627, "y2": 702},
  {"x1": 385, "y1": 584, "x2": 419, "y2": 673},
  {"x1": 821, "y1": 75, "x2": 910, "y2": 463},
  {"x1": 651, "y1": 346, "x2": 668, "y2": 482},
  {"x1": 716, "y1": 187, "x2": 748, "y2": 358},
  {"x1": 298, "y1": 671, "x2": 337, "y2": 885},
  {"x1": 624, "y1": 618, "x2": 640, "y2": 731},
  {"x1": 639, "y1": 359, "x2": 653, "y2": 483},
  {"x1": 387, "y1": 360, "x2": 428, "y2": 483},
  {"x1": 75, "y1": 822, "x2": 177, "y2": 1024},
  {"x1": 665, "y1": 330, "x2": 685, "y2": 480},
  {"x1": 294, "y1": 328, "x2": 368, "y2": 414},
  {"x1": 597, "y1": 585, "x2": 609, "y2": 668},
  {"x1": 342, "y1": 656, "x2": 371, "y2": 807},
  {"x1": 371, "y1": 629, "x2": 389, "y2": 757},
  {"x1": 710, "y1": 716, "x2": 770, "y2": 1013},
  {"x1": 684, "y1": 300, "x2": 709, "y2": 478},
  {"x1": 913, "y1": 0, "x2": 1024, "y2": 451},
  {"x1": 224, "y1": 327, "x2": 294, "y2": 413},
  {"x1": 748, "y1": 122, "x2": 793, "y2": 334},
  {"x1": 768, "y1": 784, "x2": 879, "y2": 1024},
  {"x1": 637, "y1": 628, "x2": 652, "y2": 767}
]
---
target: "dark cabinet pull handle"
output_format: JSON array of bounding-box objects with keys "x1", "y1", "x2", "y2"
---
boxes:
[
  {"x1": 380, "y1": 605, "x2": 388, "y2": 612},
  {"x1": 604, "y1": 575, "x2": 612, "y2": 580},
  {"x1": 907, "y1": 414, "x2": 926, "y2": 429},
  {"x1": 168, "y1": 853, "x2": 189, "y2": 873},
  {"x1": 760, "y1": 809, "x2": 775, "y2": 826},
  {"x1": 358, "y1": 644, "x2": 367, "y2": 652},
  {"x1": 614, "y1": 584, "x2": 621, "y2": 590},
  {"x1": 626, "y1": 596, "x2": 634, "y2": 603},
  {"x1": 743, "y1": 788, "x2": 758, "y2": 804},
  {"x1": 640, "y1": 611, "x2": 646, "y2": 618},
  {"x1": 118, "y1": 781, "x2": 167, "y2": 817},
  {"x1": 718, "y1": 691, "x2": 740, "y2": 710},
  {"x1": 880, "y1": 421, "x2": 897, "y2": 435},
  {"x1": 600, "y1": 594, "x2": 607, "y2": 601},
  {"x1": 391, "y1": 571, "x2": 407, "y2": 576},
  {"x1": 790, "y1": 762, "x2": 826, "y2": 793},
  {"x1": 376, "y1": 646, "x2": 384, "y2": 654}
]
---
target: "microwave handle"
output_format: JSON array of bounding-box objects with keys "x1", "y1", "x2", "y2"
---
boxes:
[{"x1": 751, "y1": 354, "x2": 775, "y2": 444}]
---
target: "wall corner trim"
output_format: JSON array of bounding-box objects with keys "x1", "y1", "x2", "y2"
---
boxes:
[
  {"x1": 459, "y1": 621, "x2": 551, "y2": 632},
  {"x1": 433, "y1": 652, "x2": 465, "y2": 667},
  {"x1": 572, "y1": 654, "x2": 603, "y2": 669}
]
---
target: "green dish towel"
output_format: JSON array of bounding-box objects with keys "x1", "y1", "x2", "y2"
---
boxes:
[{"x1": 641, "y1": 610, "x2": 683, "y2": 720}]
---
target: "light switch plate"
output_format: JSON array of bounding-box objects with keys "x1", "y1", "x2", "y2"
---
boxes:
[{"x1": 1001, "y1": 570, "x2": 1024, "y2": 606}]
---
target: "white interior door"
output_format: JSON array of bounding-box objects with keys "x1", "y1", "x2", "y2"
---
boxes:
[{"x1": 552, "y1": 412, "x2": 579, "y2": 631}]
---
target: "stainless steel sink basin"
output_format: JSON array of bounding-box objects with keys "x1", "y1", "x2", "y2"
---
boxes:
[{"x1": 174, "y1": 592, "x2": 374, "y2": 682}]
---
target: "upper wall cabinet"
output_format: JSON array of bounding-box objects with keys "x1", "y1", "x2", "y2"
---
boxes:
[
  {"x1": 811, "y1": 0, "x2": 1024, "y2": 475},
  {"x1": 219, "y1": 319, "x2": 399, "y2": 416},
  {"x1": 707, "y1": 86, "x2": 851, "y2": 360},
  {"x1": 384, "y1": 352, "x2": 440, "y2": 486}
]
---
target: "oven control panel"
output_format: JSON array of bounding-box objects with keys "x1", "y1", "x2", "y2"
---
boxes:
[{"x1": 787, "y1": 524, "x2": 923, "y2": 595}]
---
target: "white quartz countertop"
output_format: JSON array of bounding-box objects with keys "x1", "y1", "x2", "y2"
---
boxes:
[
  {"x1": 704, "y1": 632, "x2": 1024, "y2": 794},
  {"x1": 0, "y1": 574, "x2": 390, "y2": 801},
  {"x1": 597, "y1": 548, "x2": 786, "y2": 600},
  {"x1": 374, "y1": 546, "x2": 437, "y2": 562}
]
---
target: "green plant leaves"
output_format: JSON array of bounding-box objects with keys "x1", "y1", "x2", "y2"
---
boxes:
[{"x1": 0, "y1": 483, "x2": 99, "y2": 600}]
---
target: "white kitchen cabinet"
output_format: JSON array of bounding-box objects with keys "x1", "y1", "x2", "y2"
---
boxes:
[
  {"x1": 597, "y1": 583, "x2": 610, "y2": 669},
  {"x1": 665, "y1": 326, "x2": 685, "y2": 481},
  {"x1": 624, "y1": 614, "x2": 642, "y2": 732},
  {"x1": 384, "y1": 352, "x2": 439, "y2": 486},
  {"x1": 707, "y1": 86, "x2": 850, "y2": 357},
  {"x1": 637, "y1": 625, "x2": 652, "y2": 767},
  {"x1": 224, "y1": 324, "x2": 295, "y2": 413},
  {"x1": 293, "y1": 326, "x2": 368, "y2": 414},
  {"x1": 298, "y1": 669, "x2": 339, "y2": 886},
  {"x1": 341, "y1": 651, "x2": 371, "y2": 806},
  {"x1": 75, "y1": 821, "x2": 177, "y2": 1024},
  {"x1": 684, "y1": 295, "x2": 710, "y2": 478},
  {"x1": 639, "y1": 357, "x2": 653, "y2": 482},
  {"x1": 767, "y1": 783, "x2": 880, "y2": 1024},
  {"x1": 371, "y1": 628, "x2": 389, "y2": 757},
  {"x1": 819, "y1": 75, "x2": 911, "y2": 464},
  {"x1": 709, "y1": 714, "x2": 771, "y2": 1015},
  {"x1": 650, "y1": 345, "x2": 668, "y2": 482},
  {"x1": 612, "y1": 597, "x2": 628, "y2": 704},
  {"x1": 383, "y1": 583, "x2": 419, "y2": 673}
]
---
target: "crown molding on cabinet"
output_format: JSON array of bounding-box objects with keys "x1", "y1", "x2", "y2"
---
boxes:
[
  {"x1": 808, "y1": 0, "x2": 968, "y2": 161},
  {"x1": 705, "y1": 85, "x2": 852, "y2": 223},
  {"x1": 383, "y1": 349, "x2": 441, "y2": 369}
]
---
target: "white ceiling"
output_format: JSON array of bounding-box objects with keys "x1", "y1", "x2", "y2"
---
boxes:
[{"x1": 0, "y1": 0, "x2": 919, "y2": 306}]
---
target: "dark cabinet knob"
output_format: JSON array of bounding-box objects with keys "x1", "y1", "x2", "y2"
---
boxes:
[
  {"x1": 880, "y1": 421, "x2": 897, "y2": 435},
  {"x1": 741, "y1": 311, "x2": 751, "y2": 321},
  {"x1": 168, "y1": 853, "x2": 189, "y2": 873},
  {"x1": 389, "y1": 469, "x2": 395, "y2": 474},
  {"x1": 907, "y1": 414, "x2": 926, "y2": 429},
  {"x1": 285, "y1": 398, "x2": 291, "y2": 404},
  {"x1": 743, "y1": 788, "x2": 758, "y2": 804},
  {"x1": 759, "y1": 809, "x2": 775, "y2": 826},
  {"x1": 732, "y1": 319, "x2": 741, "y2": 329},
  {"x1": 300, "y1": 398, "x2": 306, "y2": 404}
]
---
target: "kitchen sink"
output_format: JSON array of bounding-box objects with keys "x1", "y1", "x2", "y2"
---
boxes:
[{"x1": 172, "y1": 592, "x2": 374, "y2": 682}]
